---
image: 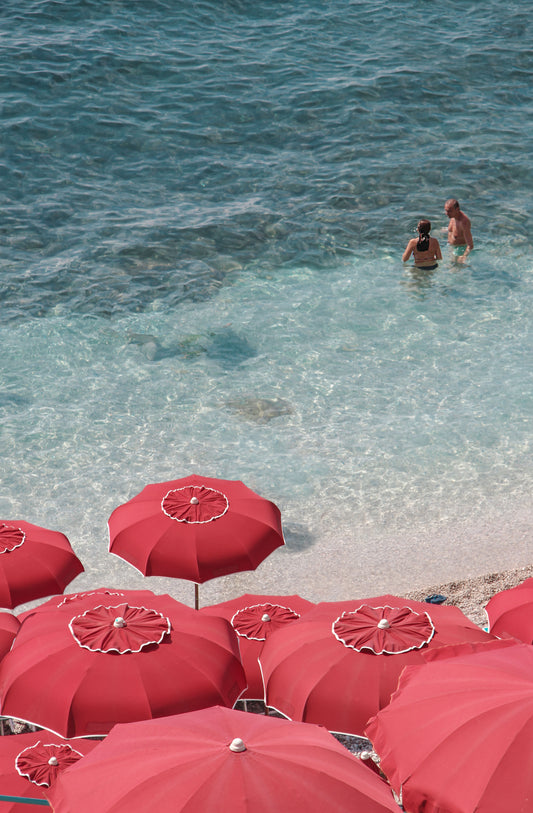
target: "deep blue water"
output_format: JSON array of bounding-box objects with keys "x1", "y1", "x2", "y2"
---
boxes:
[{"x1": 1, "y1": 0, "x2": 532, "y2": 604}]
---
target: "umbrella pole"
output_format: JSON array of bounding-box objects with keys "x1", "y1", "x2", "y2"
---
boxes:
[{"x1": 195, "y1": 583, "x2": 200, "y2": 610}]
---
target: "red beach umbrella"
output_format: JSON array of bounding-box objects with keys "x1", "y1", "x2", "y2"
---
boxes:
[
  {"x1": 0, "y1": 730, "x2": 98, "y2": 811},
  {"x1": 260, "y1": 595, "x2": 496, "y2": 736},
  {"x1": 485, "y1": 576, "x2": 533, "y2": 643},
  {"x1": 201, "y1": 593, "x2": 315, "y2": 699},
  {"x1": 108, "y1": 475, "x2": 284, "y2": 607},
  {"x1": 0, "y1": 521, "x2": 83, "y2": 609},
  {"x1": 0, "y1": 591, "x2": 245, "y2": 738},
  {"x1": 45, "y1": 706, "x2": 400, "y2": 813},
  {"x1": 365, "y1": 639, "x2": 533, "y2": 813}
]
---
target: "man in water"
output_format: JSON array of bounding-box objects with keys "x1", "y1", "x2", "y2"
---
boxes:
[{"x1": 444, "y1": 198, "x2": 473, "y2": 263}]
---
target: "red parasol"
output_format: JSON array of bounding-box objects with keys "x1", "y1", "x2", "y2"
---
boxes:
[
  {"x1": 365, "y1": 638, "x2": 533, "y2": 813},
  {"x1": 108, "y1": 475, "x2": 284, "y2": 607},
  {"x1": 0, "y1": 590, "x2": 245, "y2": 738},
  {"x1": 485, "y1": 576, "x2": 533, "y2": 643},
  {"x1": 201, "y1": 593, "x2": 315, "y2": 699},
  {"x1": 45, "y1": 705, "x2": 400, "y2": 813},
  {"x1": 0, "y1": 730, "x2": 98, "y2": 811},
  {"x1": 0, "y1": 521, "x2": 83, "y2": 609},
  {"x1": 260, "y1": 595, "x2": 496, "y2": 735}
]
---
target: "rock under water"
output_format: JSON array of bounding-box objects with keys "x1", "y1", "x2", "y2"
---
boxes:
[{"x1": 225, "y1": 396, "x2": 293, "y2": 424}]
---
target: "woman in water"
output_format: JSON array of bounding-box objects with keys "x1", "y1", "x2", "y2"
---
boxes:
[{"x1": 402, "y1": 219, "x2": 442, "y2": 269}]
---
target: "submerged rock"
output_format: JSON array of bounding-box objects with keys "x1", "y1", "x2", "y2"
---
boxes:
[
  {"x1": 126, "y1": 332, "x2": 205, "y2": 361},
  {"x1": 126, "y1": 326, "x2": 255, "y2": 366},
  {"x1": 0, "y1": 391, "x2": 31, "y2": 409},
  {"x1": 206, "y1": 328, "x2": 256, "y2": 369},
  {"x1": 225, "y1": 396, "x2": 293, "y2": 424}
]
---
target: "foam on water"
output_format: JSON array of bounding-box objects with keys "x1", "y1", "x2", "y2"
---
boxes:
[{"x1": 1, "y1": 0, "x2": 532, "y2": 605}]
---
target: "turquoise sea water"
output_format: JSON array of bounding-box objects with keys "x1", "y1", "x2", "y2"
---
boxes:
[{"x1": 1, "y1": 0, "x2": 532, "y2": 606}]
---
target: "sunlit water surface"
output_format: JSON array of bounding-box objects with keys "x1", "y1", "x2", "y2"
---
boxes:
[{"x1": 1, "y1": 0, "x2": 531, "y2": 607}]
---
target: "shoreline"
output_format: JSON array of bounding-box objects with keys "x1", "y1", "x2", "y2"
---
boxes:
[{"x1": 404, "y1": 562, "x2": 533, "y2": 627}]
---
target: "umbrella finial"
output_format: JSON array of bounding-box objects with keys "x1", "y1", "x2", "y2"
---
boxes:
[
  {"x1": 359, "y1": 750, "x2": 380, "y2": 764},
  {"x1": 190, "y1": 496, "x2": 200, "y2": 505},
  {"x1": 113, "y1": 617, "x2": 126, "y2": 628},
  {"x1": 229, "y1": 738, "x2": 246, "y2": 753},
  {"x1": 261, "y1": 613, "x2": 271, "y2": 623},
  {"x1": 377, "y1": 619, "x2": 391, "y2": 629},
  {"x1": 48, "y1": 756, "x2": 59, "y2": 766}
]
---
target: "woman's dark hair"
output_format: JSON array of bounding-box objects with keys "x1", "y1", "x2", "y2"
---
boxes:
[{"x1": 416, "y1": 219, "x2": 431, "y2": 252}]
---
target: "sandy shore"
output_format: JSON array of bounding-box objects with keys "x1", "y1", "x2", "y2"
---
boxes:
[{"x1": 404, "y1": 562, "x2": 533, "y2": 627}]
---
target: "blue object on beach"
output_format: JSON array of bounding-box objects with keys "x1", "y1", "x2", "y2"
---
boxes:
[{"x1": 424, "y1": 594, "x2": 447, "y2": 605}]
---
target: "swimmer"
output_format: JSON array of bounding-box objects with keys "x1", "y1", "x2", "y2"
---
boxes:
[
  {"x1": 402, "y1": 219, "x2": 442, "y2": 270},
  {"x1": 444, "y1": 198, "x2": 473, "y2": 263}
]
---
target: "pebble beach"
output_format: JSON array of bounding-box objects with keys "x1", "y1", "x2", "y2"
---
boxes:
[{"x1": 405, "y1": 563, "x2": 533, "y2": 628}]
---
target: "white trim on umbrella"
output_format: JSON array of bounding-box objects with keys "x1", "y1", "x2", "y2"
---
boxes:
[
  {"x1": 231, "y1": 603, "x2": 301, "y2": 641},
  {"x1": 16, "y1": 741, "x2": 85, "y2": 787},
  {"x1": 332, "y1": 605, "x2": 436, "y2": 655},
  {"x1": 0, "y1": 524, "x2": 26, "y2": 553},
  {"x1": 161, "y1": 485, "x2": 229, "y2": 524},
  {"x1": 68, "y1": 604, "x2": 172, "y2": 654},
  {"x1": 57, "y1": 591, "x2": 126, "y2": 608}
]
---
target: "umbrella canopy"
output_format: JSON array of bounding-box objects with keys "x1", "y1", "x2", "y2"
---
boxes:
[
  {"x1": 45, "y1": 706, "x2": 400, "y2": 813},
  {"x1": 0, "y1": 610, "x2": 20, "y2": 663},
  {"x1": 17, "y1": 587, "x2": 169, "y2": 623},
  {"x1": 0, "y1": 590, "x2": 245, "y2": 738},
  {"x1": 485, "y1": 576, "x2": 533, "y2": 643},
  {"x1": 201, "y1": 593, "x2": 315, "y2": 699},
  {"x1": 108, "y1": 475, "x2": 284, "y2": 588},
  {"x1": 0, "y1": 521, "x2": 83, "y2": 609},
  {"x1": 0, "y1": 730, "x2": 98, "y2": 811},
  {"x1": 260, "y1": 595, "x2": 496, "y2": 735},
  {"x1": 365, "y1": 638, "x2": 533, "y2": 813}
]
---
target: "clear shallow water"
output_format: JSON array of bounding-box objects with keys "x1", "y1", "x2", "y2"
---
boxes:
[{"x1": 1, "y1": 0, "x2": 532, "y2": 606}]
